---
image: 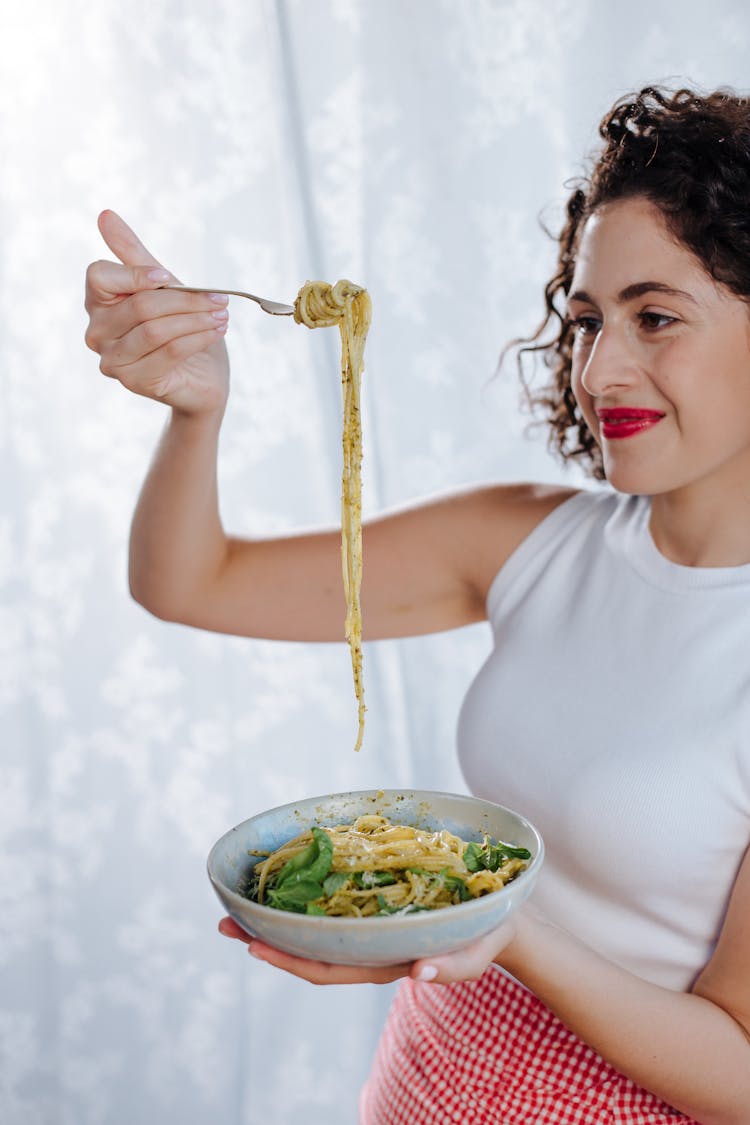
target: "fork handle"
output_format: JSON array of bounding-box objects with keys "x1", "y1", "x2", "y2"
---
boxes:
[
  {"x1": 160, "y1": 284, "x2": 295, "y2": 316},
  {"x1": 162, "y1": 284, "x2": 262, "y2": 301}
]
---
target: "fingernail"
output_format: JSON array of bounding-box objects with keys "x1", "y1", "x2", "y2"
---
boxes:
[
  {"x1": 416, "y1": 965, "x2": 438, "y2": 982},
  {"x1": 210, "y1": 293, "x2": 229, "y2": 305},
  {"x1": 147, "y1": 268, "x2": 170, "y2": 282},
  {"x1": 247, "y1": 942, "x2": 262, "y2": 960},
  {"x1": 211, "y1": 308, "x2": 229, "y2": 320}
]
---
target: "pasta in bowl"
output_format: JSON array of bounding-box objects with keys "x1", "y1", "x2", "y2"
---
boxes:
[{"x1": 207, "y1": 789, "x2": 544, "y2": 965}]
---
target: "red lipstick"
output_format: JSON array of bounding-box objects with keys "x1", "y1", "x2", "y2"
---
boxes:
[{"x1": 597, "y1": 407, "x2": 665, "y2": 440}]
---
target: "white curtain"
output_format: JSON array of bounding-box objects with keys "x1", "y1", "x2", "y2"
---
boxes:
[{"x1": 2, "y1": 1, "x2": 749, "y2": 1121}]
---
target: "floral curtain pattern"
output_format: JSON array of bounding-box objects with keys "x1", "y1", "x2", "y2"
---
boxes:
[{"x1": 2, "y1": 1, "x2": 749, "y2": 1121}]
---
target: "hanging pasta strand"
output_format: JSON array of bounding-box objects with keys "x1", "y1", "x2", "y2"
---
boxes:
[{"x1": 294, "y1": 280, "x2": 372, "y2": 751}]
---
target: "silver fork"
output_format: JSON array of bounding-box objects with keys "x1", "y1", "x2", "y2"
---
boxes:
[{"x1": 161, "y1": 283, "x2": 295, "y2": 317}]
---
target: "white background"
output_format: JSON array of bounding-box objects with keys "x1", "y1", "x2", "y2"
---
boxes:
[{"x1": 2, "y1": 1, "x2": 749, "y2": 1121}]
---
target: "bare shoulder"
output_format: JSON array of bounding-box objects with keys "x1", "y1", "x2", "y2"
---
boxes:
[
  {"x1": 371, "y1": 480, "x2": 580, "y2": 530},
  {"x1": 467, "y1": 479, "x2": 582, "y2": 521},
  {"x1": 454, "y1": 481, "x2": 582, "y2": 599},
  {"x1": 368, "y1": 480, "x2": 581, "y2": 585},
  {"x1": 361, "y1": 480, "x2": 581, "y2": 634}
]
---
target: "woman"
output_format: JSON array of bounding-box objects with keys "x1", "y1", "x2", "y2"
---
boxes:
[{"x1": 85, "y1": 86, "x2": 750, "y2": 1124}]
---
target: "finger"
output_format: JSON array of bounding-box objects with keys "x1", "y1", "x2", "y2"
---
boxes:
[
  {"x1": 244, "y1": 939, "x2": 412, "y2": 986},
  {"x1": 100, "y1": 325, "x2": 227, "y2": 394},
  {"x1": 85, "y1": 259, "x2": 174, "y2": 308},
  {"x1": 218, "y1": 917, "x2": 251, "y2": 942},
  {"x1": 409, "y1": 950, "x2": 485, "y2": 985},
  {"x1": 100, "y1": 309, "x2": 228, "y2": 367},
  {"x1": 98, "y1": 208, "x2": 164, "y2": 269},
  {"x1": 410, "y1": 926, "x2": 514, "y2": 985},
  {"x1": 87, "y1": 272, "x2": 230, "y2": 328},
  {"x1": 89, "y1": 281, "x2": 227, "y2": 337}
]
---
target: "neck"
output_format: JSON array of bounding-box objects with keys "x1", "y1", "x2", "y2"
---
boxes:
[{"x1": 649, "y1": 479, "x2": 750, "y2": 567}]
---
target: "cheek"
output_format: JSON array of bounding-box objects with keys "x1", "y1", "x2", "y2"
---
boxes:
[
  {"x1": 570, "y1": 360, "x2": 584, "y2": 399},
  {"x1": 651, "y1": 341, "x2": 733, "y2": 415},
  {"x1": 570, "y1": 362, "x2": 596, "y2": 424}
]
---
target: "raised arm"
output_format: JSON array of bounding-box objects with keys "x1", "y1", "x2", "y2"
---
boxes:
[{"x1": 85, "y1": 212, "x2": 577, "y2": 643}]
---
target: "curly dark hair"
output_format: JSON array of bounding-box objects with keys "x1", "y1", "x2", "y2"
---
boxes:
[{"x1": 518, "y1": 84, "x2": 750, "y2": 479}]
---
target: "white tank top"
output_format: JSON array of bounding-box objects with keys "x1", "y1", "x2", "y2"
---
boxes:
[{"x1": 457, "y1": 489, "x2": 750, "y2": 990}]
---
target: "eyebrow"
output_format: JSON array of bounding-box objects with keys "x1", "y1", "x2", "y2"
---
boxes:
[{"x1": 568, "y1": 281, "x2": 699, "y2": 306}]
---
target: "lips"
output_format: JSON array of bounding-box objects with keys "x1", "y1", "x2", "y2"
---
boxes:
[{"x1": 596, "y1": 407, "x2": 665, "y2": 440}]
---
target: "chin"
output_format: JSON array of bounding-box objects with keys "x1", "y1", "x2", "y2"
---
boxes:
[{"x1": 601, "y1": 461, "x2": 661, "y2": 497}]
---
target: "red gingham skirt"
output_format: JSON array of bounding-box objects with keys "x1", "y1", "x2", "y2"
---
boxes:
[{"x1": 359, "y1": 968, "x2": 700, "y2": 1124}]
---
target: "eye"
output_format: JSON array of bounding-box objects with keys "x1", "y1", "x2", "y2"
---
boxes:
[
  {"x1": 570, "y1": 314, "x2": 601, "y2": 338},
  {"x1": 638, "y1": 311, "x2": 677, "y2": 330}
]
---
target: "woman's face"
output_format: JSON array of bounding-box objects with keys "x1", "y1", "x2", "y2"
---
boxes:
[{"x1": 568, "y1": 196, "x2": 750, "y2": 499}]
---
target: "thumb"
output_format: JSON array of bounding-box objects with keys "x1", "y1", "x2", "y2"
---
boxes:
[{"x1": 97, "y1": 209, "x2": 165, "y2": 269}]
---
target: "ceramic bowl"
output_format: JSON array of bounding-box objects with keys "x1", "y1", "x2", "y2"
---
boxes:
[{"x1": 207, "y1": 788, "x2": 544, "y2": 966}]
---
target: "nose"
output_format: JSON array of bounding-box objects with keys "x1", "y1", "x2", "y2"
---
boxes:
[{"x1": 578, "y1": 324, "x2": 640, "y2": 398}]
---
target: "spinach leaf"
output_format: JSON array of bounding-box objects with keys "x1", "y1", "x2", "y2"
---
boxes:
[
  {"x1": 267, "y1": 877, "x2": 326, "y2": 913},
  {"x1": 275, "y1": 827, "x2": 334, "y2": 888},
  {"x1": 264, "y1": 828, "x2": 335, "y2": 913},
  {"x1": 353, "y1": 870, "x2": 397, "y2": 889},
  {"x1": 463, "y1": 842, "x2": 484, "y2": 872},
  {"x1": 484, "y1": 841, "x2": 531, "y2": 869},
  {"x1": 462, "y1": 837, "x2": 531, "y2": 873},
  {"x1": 438, "y1": 870, "x2": 470, "y2": 901},
  {"x1": 322, "y1": 871, "x2": 351, "y2": 897}
]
